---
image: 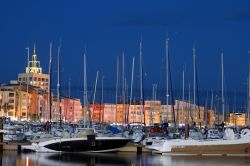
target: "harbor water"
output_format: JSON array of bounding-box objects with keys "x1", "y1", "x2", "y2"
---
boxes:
[{"x1": 1, "y1": 151, "x2": 250, "y2": 166}]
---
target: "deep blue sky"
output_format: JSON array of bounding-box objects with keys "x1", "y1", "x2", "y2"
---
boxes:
[{"x1": 1, "y1": 0, "x2": 250, "y2": 106}]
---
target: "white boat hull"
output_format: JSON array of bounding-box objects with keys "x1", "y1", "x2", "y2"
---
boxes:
[
  {"x1": 22, "y1": 136, "x2": 131, "y2": 153},
  {"x1": 146, "y1": 137, "x2": 250, "y2": 155}
]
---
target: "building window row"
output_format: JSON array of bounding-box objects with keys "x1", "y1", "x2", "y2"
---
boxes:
[{"x1": 19, "y1": 77, "x2": 49, "y2": 83}]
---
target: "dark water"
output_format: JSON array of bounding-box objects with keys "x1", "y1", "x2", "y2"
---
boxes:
[{"x1": 1, "y1": 151, "x2": 250, "y2": 166}]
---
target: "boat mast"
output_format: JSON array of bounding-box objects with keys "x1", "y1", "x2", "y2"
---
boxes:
[
  {"x1": 165, "y1": 36, "x2": 169, "y2": 122},
  {"x1": 248, "y1": 51, "x2": 250, "y2": 124},
  {"x1": 211, "y1": 90, "x2": 214, "y2": 110},
  {"x1": 139, "y1": 38, "x2": 144, "y2": 127},
  {"x1": 122, "y1": 53, "x2": 125, "y2": 130},
  {"x1": 221, "y1": 52, "x2": 225, "y2": 123},
  {"x1": 182, "y1": 69, "x2": 185, "y2": 125},
  {"x1": 83, "y1": 48, "x2": 88, "y2": 128},
  {"x1": 167, "y1": 39, "x2": 176, "y2": 129},
  {"x1": 69, "y1": 76, "x2": 71, "y2": 98},
  {"x1": 101, "y1": 75, "x2": 104, "y2": 122},
  {"x1": 115, "y1": 56, "x2": 119, "y2": 124},
  {"x1": 188, "y1": 83, "x2": 191, "y2": 124},
  {"x1": 48, "y1": 43, "x2": 52, "y2": 130},
  {"x1": 205, "y1": 91, "x2": 208, "y2": 127},
  {"x1": 193, "y1": 43, "x2": 196, "y2": 125},
  {"x1": 151, "y1": 84, "x2": 157, "y2": 125},
  {"x1": 57, "y1": 45, "x2": 62, "y2": 128},
  {"x1": 129, "y1": 56, "x2": 135, "y2": 123},
  {"x1": 26, "y1": 47, "x2": 30, "y2": 120},
  {"x1": 92, "y1": 71, "x2": 99, "y2": 128}
]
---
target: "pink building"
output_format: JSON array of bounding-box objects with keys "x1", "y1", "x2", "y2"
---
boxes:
[
  {"x1": 103, "y1": 104, "x2": 116, "y2": 124},
  {"x1": 89, "y1": 104, "x2": 104, "y2": 122},
  {"x1": 61, "y1": 97, "x2": 82, "y2": 122},
  {"x1": 128, "y1": 104, "x2": 144, "y2": 124}
]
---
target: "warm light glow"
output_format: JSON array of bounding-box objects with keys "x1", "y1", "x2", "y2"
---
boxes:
[
  {"x1": 26, "y1": 157, "x2": 29, "y2": 166},
  {"x1": 11, "y1": 117, "x2": 18, "y2": 121}
]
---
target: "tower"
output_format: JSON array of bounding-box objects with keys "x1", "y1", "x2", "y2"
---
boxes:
[{"x1": 18, "y1": 44, "x2": 49, "y2": 91}]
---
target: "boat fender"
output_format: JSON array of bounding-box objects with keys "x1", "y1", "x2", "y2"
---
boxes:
[{"x1": 91, "y1": 141, "x2": 95, "y2": 146}]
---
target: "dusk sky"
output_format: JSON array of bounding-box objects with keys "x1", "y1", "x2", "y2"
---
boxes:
[{"x1": 1, "y1": 0, "x2": 250, "y2": 104}]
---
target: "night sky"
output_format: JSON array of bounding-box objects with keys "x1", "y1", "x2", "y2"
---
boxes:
[{"x1": 1, "y1": 0, "x2": 250, "y2": 108}]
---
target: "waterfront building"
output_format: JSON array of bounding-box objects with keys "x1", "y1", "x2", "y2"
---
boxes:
[
  {"x1": 192, "y1": 104, "x2": 205, "y2": 127},
  {"x1": 128, "y1": 104, "x2": 144, "y2": 124},
  {"x1": 0, "y1": 83, "x2": 18, "y2": 119},
  {"x1": 61, "y1": 97, "x2": 83, "y2": 122},
  {"x1": 175, "y1": 100, "x2": 189, "y2": 126},
  {"x1": 89, "y1": 104, "x2": 104, "y2": 122},
  {"x1": 18, "y1": 46, "x2": 49, "y2": 91},
  {"x1": 144, "y1": 100, "x2": 161, "y2": 126},
  {"x1": 207, "y1": 109, "x2": 216, "y2": 127},
  {"x1": 160, "y1": 100, "x2": 206, "y2": 127},
  {"x1": 0, "y1": 82, "x2": 48, "y2": 121},
  {"x1": 160, "y1": 105, "x2": 172, "y2": 123},
  {"x1": 103, "y1": 104, "x2": 116, "y2": 124},
  {"x1": 24, "y1": 86, "x2": 48, "y2": 121},
  {"x1": 116, "y1": 103, "x2": 129, "y2": 125},
  {"x1": 229, "y1": 112, "x2": 247, "y2": 127},
  {"x1": 175, "y1": 100, "x2": 205, "y2": 127}
]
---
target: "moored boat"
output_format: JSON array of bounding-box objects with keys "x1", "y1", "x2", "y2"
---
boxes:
[
  {"x1": 145, "y1": 128, "x2": 250, "y2": 155},
  {"x1": 21, "y1": 128, "x2": 132, "y2": 153}
]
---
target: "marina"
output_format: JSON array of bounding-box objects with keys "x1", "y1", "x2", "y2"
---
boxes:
[{"x1": 2, "y1": 0, "x2": 250, "y2": 165}]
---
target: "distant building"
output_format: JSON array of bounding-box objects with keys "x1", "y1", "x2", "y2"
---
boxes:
[
  {"x1": 0, "y1": 82, "x2": 48, "y2": 121},
  {"x1": 116, "y1": 104, "x2": 129, "y2": 125},
  {"x1": 229, "y1": 113, "x2": 247, "y2": 127},
  {"x1": 0, "y1": 84, "x2": 18, "y2": 119},
  {"x1": 88, "y1": 104, "x2": 104, "y2": 122},
  {"x1": 207, "y1": 109, "x2": 216, "y2": 127},
  {"x1": 18, "y1": 46, "x2": 49, "y2": 91},
  {"x1": 61, "y1": 97, "x2": 82, "y2": 122},
  {"x1": 103, "y1": 104, "x2": 116, "y2": 124},
  {"x1": 128, "y1": 104, "x2": 144, "y2": 124},
  {"x1": 144, "y1": 100, "x2": 161, "y2": 126},
  {"x1": 160, "y1": 105, "x2": 172, "y2": 122}
]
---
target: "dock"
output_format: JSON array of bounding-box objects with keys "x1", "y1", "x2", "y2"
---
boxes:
[
  {"x1": 0, "y1": 142, "x2": 30, "y2": 152},
  {"x1": 119, "y1": 143, "x2": 151, "y2": 153}
]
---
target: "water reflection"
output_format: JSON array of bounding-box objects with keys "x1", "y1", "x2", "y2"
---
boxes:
[{"x1": 1, "y1": 151, "x2": 250, "y2": 166}]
